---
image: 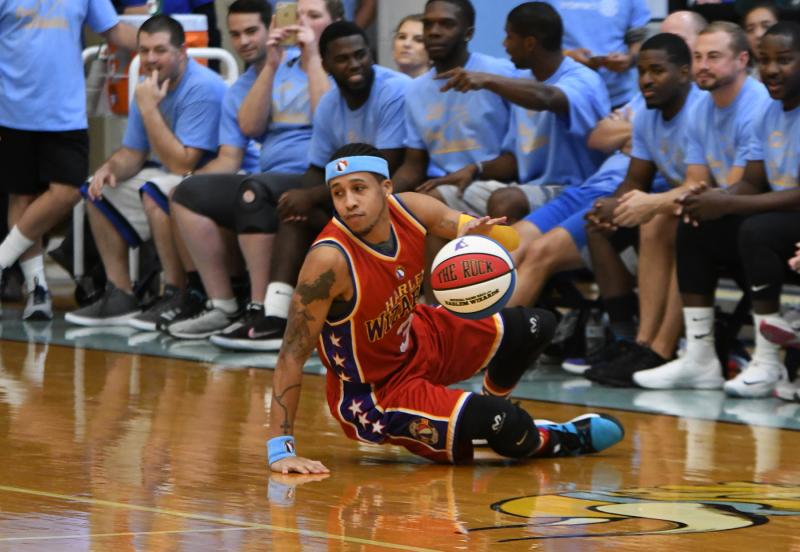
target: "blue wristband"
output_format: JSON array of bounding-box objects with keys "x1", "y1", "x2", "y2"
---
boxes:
[{"x1": 267, "y1": 435, "x2": 296, "y2": 465}]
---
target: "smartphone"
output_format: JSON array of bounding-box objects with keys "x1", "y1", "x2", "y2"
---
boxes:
[{"x1": 275, "y1": 1, "x2": 298, "y2": 46}]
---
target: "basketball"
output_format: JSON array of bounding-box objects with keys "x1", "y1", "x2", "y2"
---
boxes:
[{"x1": 430, "y1": 235, "x2": 516, "y2": 319}]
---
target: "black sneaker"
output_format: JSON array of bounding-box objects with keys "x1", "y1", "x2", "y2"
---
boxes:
[
  {"x1": 129, "y1": 284, "x2": 181, "y2": 331},
  {"x1": 584, "y1": 345, "x2": 668, "y2": 387},
  {"x1": 156, "y1": 287, "x2": 206, "y2": 332},
  {"x1": 209, "y1": 314, "x2": 286, "y2": 351},
  {"x1": 562, "y1": 339, "x2": 636, "y2": 375}
]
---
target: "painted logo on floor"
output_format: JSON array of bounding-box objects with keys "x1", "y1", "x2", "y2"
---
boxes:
[{"x1": 473, "y1": 482, "x2": 800, "y2": 542}]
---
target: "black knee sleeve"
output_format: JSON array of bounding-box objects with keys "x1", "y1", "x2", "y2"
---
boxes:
[
  {"x1": 739, "y1": 213, "x2": 800, "y2": 304},
  {"x1": 485, "y1": 307, "x2": 556, "y2": 390},
  {"x1": 458, "y1": 394, "x2": 540, "y2": 459},
  {"x1": 236, "y1": 178, "x2": 279, "y2": 234}
]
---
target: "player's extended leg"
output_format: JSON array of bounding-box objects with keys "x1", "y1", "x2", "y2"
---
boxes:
[
  {"x1": 456, "y1": 394, "x2": 625, "y2": 460},
  {"x1": 480, "y1": 306, "x2": 557, "y2": 396}
]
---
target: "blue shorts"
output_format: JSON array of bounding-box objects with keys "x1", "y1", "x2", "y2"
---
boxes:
[{"x1": 524, "y1": 184, "x2": 613, "y2": 249}]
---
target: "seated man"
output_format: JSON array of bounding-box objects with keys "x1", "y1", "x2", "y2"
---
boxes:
[
  {"x1": 413, "y1": 2, "x2": 610, "y2": 307},
  {"x1": 582, "y1": 32, "x2": 707, "y2": 386},
  {"x1": 644, "y1": 22, "x2": 800, "y2": 398},
  {"x1": 195, "y1": 21, "x2": 409, "y2": 347},
  {"x1": 389, "y1": 0, "x2": 515, "y2": 201},
  {"x1": 559, "y1": 11, "x2": 708, "y2": 372},
  {"x1": 134, "y1": 0, "x2": 338, "y2": 335},
  {"x1": 263, "y1": 143, "x2": 624, "y2": 473},
  {"x1": 65, "y1": 15, "x2": 226, "y2": 326},
  {"x1": 127, "y1": 0, "x2": 275, "y2": 332},
  {"x1": 416, "y1": 1, "x2": 609, "y2": 223}
]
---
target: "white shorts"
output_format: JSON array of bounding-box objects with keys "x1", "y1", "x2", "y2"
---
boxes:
[
  {"x1": 95, "y1": 167, "x2": 183, "y2": 243},
  {"x1": 435, "y1": 180, "x2": 565, "y2": 216}
]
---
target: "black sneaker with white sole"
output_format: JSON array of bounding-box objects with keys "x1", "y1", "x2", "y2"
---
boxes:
[
  {"x1": 156, "y1": 287, "x2": 206, "y2": 331},
  {"x1": 210, "y1": 314, "x2": 286, "y2": 351},
  {"x1": 129, "y1": 284, "x2": 181, "y2": 331}
]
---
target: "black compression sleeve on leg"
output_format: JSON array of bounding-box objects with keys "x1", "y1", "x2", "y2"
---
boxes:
[
  {"x1": 484, "y1": 307, "x2": 556, "y2": 393},
  {"x1": 457, "y1": 394, "x2": 540, "y2": 459}
]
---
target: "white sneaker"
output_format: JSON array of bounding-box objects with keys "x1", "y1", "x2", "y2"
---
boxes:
[
  {"x1": 723, "y1": 358, "x2": 788, "y2": 398},
  {"x1": 773, "y1": 379, "x2": 800, "y2": 402},
  {"x1": 633, "y1": 356, "x2": 724, "y2": 390}
]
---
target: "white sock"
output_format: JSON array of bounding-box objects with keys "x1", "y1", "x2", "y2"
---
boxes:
[
  {"x1": 0, "y1": 226, "x2": 35, "y2": 269},
  {"x1": 752, "y1": 313, "x2": 783, "y2": 363},
  {"x1": 264, "y1": 282, "x2": 293, "y2": 319},
  {"x1": 683, "y1": 307, "x2": 716, "y2": 362},
  {"x1": 211, "y1": 297, "x2": 238, "y2": 314},
  {"x1": 20, "y1": 255, "x2": 47, "y2": 292}
]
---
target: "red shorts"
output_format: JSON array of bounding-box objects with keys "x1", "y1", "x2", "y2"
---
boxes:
[{"x1": 326, "y1": 304, "x2": 503, "y2": 463}]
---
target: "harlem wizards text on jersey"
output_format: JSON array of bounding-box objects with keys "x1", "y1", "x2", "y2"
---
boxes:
[{"x1": 312, "y1": 194, "x2": 504, "y2": 462}]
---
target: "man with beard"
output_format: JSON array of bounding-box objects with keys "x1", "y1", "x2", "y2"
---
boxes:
[
  {"x1": 65, "y1": 15, "x2": 226, "y2": 327},
  {"x1": 661, "y1": 22, "x2": 800, "y2": 399},
  {"x1": 205, "y1": 22, "x2": 411, "y2": 349}
]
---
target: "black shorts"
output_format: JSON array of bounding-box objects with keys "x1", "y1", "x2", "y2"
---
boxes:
[{"x1": 0, "y1": 126, "x2": 89, "y2": 194}]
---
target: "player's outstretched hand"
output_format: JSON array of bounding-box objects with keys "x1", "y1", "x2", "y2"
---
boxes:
[
  {"x1": 270, "y1": 455, "x2": 330, "y2": 474},
  {"x1": 458, "y1": 215, "x2": 508, "y2": 237}
]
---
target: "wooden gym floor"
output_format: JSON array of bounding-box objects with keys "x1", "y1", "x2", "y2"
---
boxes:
[{"x1": 0, "y1": 277, "x2": 799, "y2": 550}]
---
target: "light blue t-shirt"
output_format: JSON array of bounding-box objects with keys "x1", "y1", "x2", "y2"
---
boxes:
[
  {"x1": 123, "y1": 59, "x2": 227, "y2": 168},
  {"x1": 631, "y1": 85, "x2": 707, "y2": 187},
  {"x1": 748, "y1": 100, "x2": 800, "y2": 191},
  {"x1": 0, "y1": 0, "x2": 119, "y2": 131},
  {"x1": 308, "y1": 65, "x2": 410, "y2": 168},
  {"x1": 220, "y1": 66, "x2": 261, "y2": 174},
  {"x1": 685, "y1": 77, "x2": 770, "y2": 188},
  {"x1": 260, "y1": 53, "x2": 314, "y2": 174},
  {"x1": 504, "y1": 57, "x2": 610, "y2": 186},
  {"x1": 543, "y1": 0, "x2": 651, "y2": 108},
  {"x1": 404, "y1": 53, "x2": 515, "y2": 178}
]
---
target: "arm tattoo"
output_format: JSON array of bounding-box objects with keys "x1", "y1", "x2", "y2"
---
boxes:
[
  {"x1": 274, "y1": 383, "x2": 301, "y2": 434},
  {"x1": 284, "y1": 269, "x2": 336, "y2": 359}
]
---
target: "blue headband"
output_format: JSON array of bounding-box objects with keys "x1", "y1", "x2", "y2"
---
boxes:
[{"x1": 325, "y1": 155, "x2": 389, "y2": 185}]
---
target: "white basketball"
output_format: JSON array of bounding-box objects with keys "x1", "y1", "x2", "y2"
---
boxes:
[{"x1": 430, "y1": 235, "x2": 516, "y2": 319}]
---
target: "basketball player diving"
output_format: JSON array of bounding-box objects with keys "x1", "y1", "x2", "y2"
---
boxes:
[{"x1": 267, "y1": 144, "x2": 625, "y2": 474}]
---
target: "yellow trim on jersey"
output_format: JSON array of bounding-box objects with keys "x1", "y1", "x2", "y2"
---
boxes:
[
  {"x1": 331, "y1": 216, "x2": 402, "y2": 262},
  {"x1": 313, "y1": 237, "x2": 362, "y2": 327},
  {"x1": 446, "y1": 393, "x2": 472, "y2": 463},
  {"x1": 383, "y1": 407, "x2": 453, "y2": 423},
  {"x1": 476, "y1": 313, "x2": 505, "y2": 374},
  {"x1": 389, "y1": 194, "x2": 427, "y2": 236}
]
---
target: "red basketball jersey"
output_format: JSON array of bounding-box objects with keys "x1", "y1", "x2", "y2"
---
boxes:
[{"x1": 313, "y1": 195, "x2": 427, "y2": 384}]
